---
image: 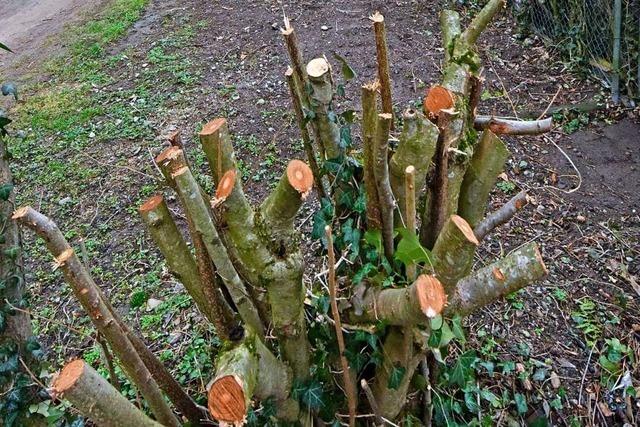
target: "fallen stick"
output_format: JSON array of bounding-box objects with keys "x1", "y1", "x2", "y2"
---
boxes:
[{"x1": 474, "y1": 115, "x2": 552, "y2": 135}]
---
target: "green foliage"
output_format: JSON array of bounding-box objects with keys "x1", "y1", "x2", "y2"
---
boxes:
[
  {"x1": 496, "y1": 180, "x2": 516, "y2": 194},
  {"x1": 598, "y1": 338, "x2": 634, "y2": 388},
  {"x1": 388, "y1": 364, "x2": 407, "y2": 390},
  {"x1": 394, "y1": 227, "x2": 433, "y2": 271}
]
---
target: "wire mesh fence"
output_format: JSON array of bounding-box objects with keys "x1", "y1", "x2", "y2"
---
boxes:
[{"x1": 513, "y1": 0, "x2": 640, "y2": 102}]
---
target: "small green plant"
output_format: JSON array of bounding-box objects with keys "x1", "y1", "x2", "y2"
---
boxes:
[
  {"x1": 496, "y1": 180, "x2": 516, "y2": 193},
  {"x1": 571, "y1": 297, "x2": 602, "y2": 345}
]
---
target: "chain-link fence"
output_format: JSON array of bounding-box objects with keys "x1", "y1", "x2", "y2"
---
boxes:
[{"x1": 513, "y1": 0, "x2": 640, "y2": 102}]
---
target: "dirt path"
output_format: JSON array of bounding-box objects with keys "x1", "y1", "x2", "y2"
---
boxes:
[{"x1": 0, "y1": 0, "x2": 105, "y2": 75}]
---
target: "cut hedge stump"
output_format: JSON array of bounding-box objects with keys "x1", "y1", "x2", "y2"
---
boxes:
[
  {"x1": 52, "y1": 360, "x2": 163, "y2": 427},
  {"x1": 13, "y1": 1, "x2": 558, "y2": 425}
]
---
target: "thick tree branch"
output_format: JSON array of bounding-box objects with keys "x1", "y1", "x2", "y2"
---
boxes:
[
  {"x1": 13, "y1": 207, "x2": 180, "y2": 427},
  {"x1": 457, "y1": 130, "x2": 510, "y2": 227},
  {"x1": 172, "y1": 167, "x2": 265, "y2": 336},
  {"x1": 348, "y1": 275, "x2": 446, "y2": 326},
  {"x1": 306, "y1": 57, "x2": 341, "y2": 159},
  {"x1": 139, "y1": 195, "x2": 235, "y2": 340},
  {"x1": 446, "y1": 242, "x2": 547, "y2": 316},
  {"x1": 431, "y1": 215, "x2": 479, "y2": 293},
  {"x1": 52, "y1": 360, "x2": 162, "y2": 427},
  {"x1": 208, "y1": 330, "x2": 298, "y2": 424},
  {"x1": 389, "y1": 109, "x2": 438, "y2": 225},
  {"x1": 361, "y1": 82, "x2": 383, "y2": 231},
  {"x1": 373, "y1": 113, "x2": 396, "y2": 260}
]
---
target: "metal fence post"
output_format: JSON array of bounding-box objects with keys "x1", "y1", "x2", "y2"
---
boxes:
[{"x1": 612, "y1": 0, "x2": 623, "y2": 104}]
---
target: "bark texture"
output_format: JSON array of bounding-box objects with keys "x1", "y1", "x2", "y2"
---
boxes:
[
  {"x1": 13, "y1": 207, "x2": 180, "y2": 427},
  {"x1": 447, "y1": 242, "x2": 548, "y2": 316},
  {"x1": 52, "y1": 360, "x2": 162, "y2": 427},
  {"x1": 457, "y1": 130, "x2": 510, "y2": 227}
]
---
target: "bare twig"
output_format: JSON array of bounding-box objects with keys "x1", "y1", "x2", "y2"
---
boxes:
[
  {"x1": 326, "y1": 226, "x2": 357, "y2": 427},
  {"x1": 361, "y1": 379, "x2": 384, "y2": 426}
]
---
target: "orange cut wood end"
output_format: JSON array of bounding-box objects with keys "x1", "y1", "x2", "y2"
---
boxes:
[
  {"x1": 139, "y1": 195, "x2": 164, "y2": 213},
  {"x1": 423, "y1": 85, "x2": 454, "y2": 119},
  {"x1": 200, "y1": 118, "x2": 227, "y2": 137},
  {"x1": 415, "y1": 275, "x2": 447, "y2": 318},
  {"x1": 492, "y1": 267, "x2": 506, "y2": 282},
  {"x1": 287, "y1": 159, "x2": 313, "y2": 199},
  {"x1": 451, "y1": 215, "x2": 480, "y2": 246},
  {"x1": 213, "y1": 169, "x2": 236, "y2": 207},
  {"x1": 208, "y1": 375, "x2": 247, "y2": 423},
  {"x1": 52, "y1": 359, "x2": 85, "y2": 395}
]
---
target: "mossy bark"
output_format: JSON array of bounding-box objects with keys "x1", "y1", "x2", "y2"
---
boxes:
[
  {"x1": 389, "y1": 110, "x2": 438, "y2": 226},
  {"x1": 208, "y1": 331, "x2": 298, "y2": 423},
  {"x1": 373, "y1": 113, "x2": 395, "y2": 260},
  {"x1": 457, "y1": 130, "x2": 510, "y2": 227},
  {"x1": 173, "y1": 167, "x2": 265, "y2": 336},
  {"x1": 14, "y1": 208, "x2": 180, "y2": 427},
  {"x1": 371, "y1": 329, "x2": 422, "y2": 420},
  {"x1": 140, "y1": 195, "x2": 234, "y2": 337},
  {"x1": 431, "y1": 215, "x2": 479, "y2": 293},
  {"x1": 362, "y1": 83, "x2": 383, "y2": 231},
  {"x1": 447, "y1": 242, "x2": 547, "y2": 316},
  {"x1": 307, "y1": 59, "x2": 341, "y2": 159},
  {"x1": 52, "y1": 360, "x2": 162, "y2": 427}
]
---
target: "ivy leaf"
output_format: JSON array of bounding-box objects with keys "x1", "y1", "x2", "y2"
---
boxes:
[
  {"x1": 514, "y1": 392, "x2": 528, "y2": 415},
  {"x1": 387, "y1": 364, "x2": 406, "y2": 390},
  {"x1": 480, "y1": 388, "x2": 501, "y2": 407},
  {"x1": 429, "y1": 314, "x2": 443, "y2": 330},
  {"x1": 0, "y1": 42, "x2": 12, "y2": 53},
  {"x1": 0, "y1": 184, "x2": 13, "y2": 201},
  {"x1": 339, "y1": 125, "x2": 352, "y2": 149},
  {"x1": 0, "y1": 354, "x2": 19, "y2": 375},
  {"x1": 364, "y1": 229, "x2": 383, "y2": 255},
  {"x1": 449, "y1": 350, "x2": 478, "y2": 387},
  {"x1": 353, "y1": 263, "x2": 376, "y2": 285},
  {"x1": 344, "y1": 348, "x2": 368, "y2": 373},
  {"x1": 464, "y1": 390, "x2": 479, "y2": 413},
  {"x1": 340, "y1": 109, "x2": 357, "y2": 124},
  {"x1": 332, "y1": 52, "x2": 357, "y2": 80},
  {"x1": 394, "y1": 227, "x2": 432, "y2": 268},
  {"x1": 451, "y1": 315, "x2": 466, "y2": 343},
  {"x1": 341, "y1": 218, "x2": 361, "y2": 259},
  {"x1": 292, "y1": 379, "x2": 324, "y2": 410}
]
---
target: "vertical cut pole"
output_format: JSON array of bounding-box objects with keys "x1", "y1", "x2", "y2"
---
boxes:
[{"x1": 612, "y1": 0, "x2": 622, "y2": 104}]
